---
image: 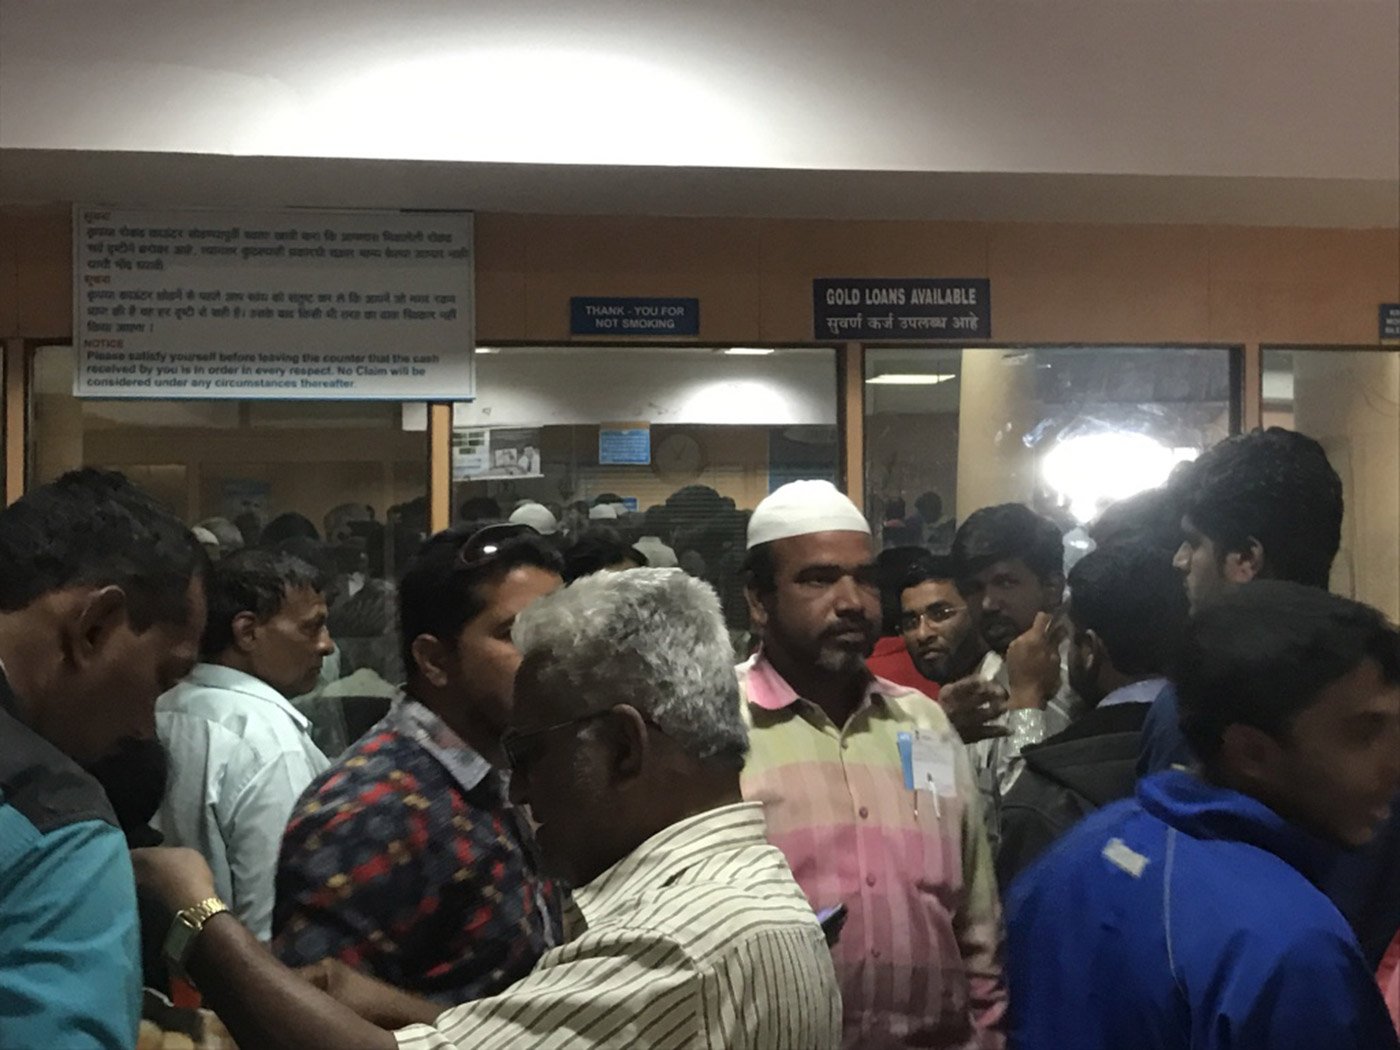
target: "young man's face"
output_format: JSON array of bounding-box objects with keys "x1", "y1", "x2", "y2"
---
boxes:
[
  {"x1": 900, "y1": 578, "x2": 981, "y2": 683},
  {"x1": 447, "y1": 565, "x2": 562, "y2": 740},
  {"x1": 1173, "y1": 515, "x2": 1258, "y2": 615},
  {"x1": 747, "y1": 531, "x2": 880, "y2": 676},
  {"x1": 962, "y1": 557, "x2": 1062, "y2": 656},
  {"x1": 1246, "y1": 658, "x2": 1400, "y2": 848},
  {"x1": 245, "y1": 585, "x2": 333, "y2": 697}
]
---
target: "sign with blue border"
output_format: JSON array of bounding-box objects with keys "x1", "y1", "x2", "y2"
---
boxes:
[
  {"x1": 571, "y1": 297, "x2": 699, "y2": 336},
  {"x1": 599, "y1": 427, "x2": 652, "y2": 465}
]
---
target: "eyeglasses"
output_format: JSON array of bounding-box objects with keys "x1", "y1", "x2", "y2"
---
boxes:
[
  {"x1": 500, "y1": 710, "x2": 613, "y2": 773},
  {"x1": 899, "y1": 604, "x2": 966, "y2": 632},
  {"x1": 457, "y1": 522, "x2": 539, "y2": 571}
]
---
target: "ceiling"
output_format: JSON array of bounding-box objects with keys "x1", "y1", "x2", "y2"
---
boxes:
[{"x1": 3, "y1": 0, "x2": 1397, "y2": 226}]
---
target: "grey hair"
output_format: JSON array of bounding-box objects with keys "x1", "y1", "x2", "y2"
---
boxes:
[{"x1": 512, "y1": 568, "x2": 749, "y2": 770}]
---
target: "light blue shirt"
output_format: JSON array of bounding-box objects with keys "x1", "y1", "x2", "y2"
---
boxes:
[
  {"x1": 1098, "y1": 676, "x2": 1171, "y2": 709},
  {"x1": 154, "y1": 663, "x2": 329, "y2": 941}
]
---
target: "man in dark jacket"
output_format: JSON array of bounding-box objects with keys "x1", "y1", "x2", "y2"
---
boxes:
[
  {"x1": 1007, "y1": 582, "x2": 1400, "y2": 1050},
  {"x1": 997, "y1": 542, "x2": 1185, "y2": 888}
]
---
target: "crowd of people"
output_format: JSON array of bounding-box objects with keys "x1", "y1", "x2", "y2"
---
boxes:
[{"x1": 0, "y1": 426, "x2": 1397, "y2": 1050}]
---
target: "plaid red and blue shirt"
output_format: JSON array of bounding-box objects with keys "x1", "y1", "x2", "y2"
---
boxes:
[{"x1": 273, "y1": 696, "x2": 563, "y2": 1004}]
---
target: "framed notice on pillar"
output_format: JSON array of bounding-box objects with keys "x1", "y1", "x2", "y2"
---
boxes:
[{"x1": 72, "y1": 206, "x2": 475, "y2": 400}]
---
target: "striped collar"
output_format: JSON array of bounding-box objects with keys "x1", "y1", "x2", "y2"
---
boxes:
[
  {"x1": 739, "y1": 650, "x2": 898, "y2": 713},
  {"x1": 382, "y1": 694, "x2": 494, "y2": 796},
  {"x1": 573, "y1": 802, "x2": 767, "y2": 923}
]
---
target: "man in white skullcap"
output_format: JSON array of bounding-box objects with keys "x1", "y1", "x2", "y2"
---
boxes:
[
  {"x1": 508, "y1": 501, "x2": 559, "y2": 537},
  {"x1": 738, "y1": 480, "x2": 1006, "y2": 1050}
]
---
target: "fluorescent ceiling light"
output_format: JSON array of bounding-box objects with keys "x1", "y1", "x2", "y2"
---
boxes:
[
  {"x1": 866, "y1": 373, "x2": 955, "y2": 385},
  {"x1": 721, "y1": 347, "x2": 776, "y2": 356},
  {"x1": 475, "y1": 346, "x2": 500, "y2": 355}
]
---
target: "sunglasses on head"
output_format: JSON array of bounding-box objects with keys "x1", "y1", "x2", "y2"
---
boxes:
[{"x1": 456, "y1": 522, "x2": 539, "y2": 571}]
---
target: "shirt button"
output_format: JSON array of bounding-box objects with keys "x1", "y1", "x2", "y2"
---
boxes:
[
  {"x1": 872, "y1": 949, "x2": 882, "y2": 959},
  {"x1": 858, "y1": 806, "x2": 870, "y2": 819},
  {"x1": 840, "y1": 740, "x2": 849, "y2": 750},
  {"x1": 866, "y1": 874, "x2": 877, "y2": 887}
]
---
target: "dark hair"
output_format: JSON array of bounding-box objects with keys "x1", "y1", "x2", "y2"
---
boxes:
[
  {"x1": 201, "y1": 549, "x2": 325, "y2": 660},
  {"x1": 1089, "y1": 485, "x2": 1187, "y2": 556},
  {"x1": 914, "y1": 491, "x2": 944, "y2": 523},
  {"x1": 743, "y1": 542, "x2": 777, "y2": 596},
  {"x1": 876, "y1": 546, "x2": 931, "y2": 635},
  {"x1": 1176, "y1": 581, "x2": 1400, "y2": 765},
  {"x1": 1068, "y1": 543, "x2": 1187, "y2": 677},
  {"x1": 260, "y1": 512, "x2": 320, "y2": 547},
  {"x1": 1183, "y1": 428, "x2": 1342, "y2": 588},
  {"x1": 952, "y1": 503, "x2": 1064, "y2": 582},
  {"x1": 0, "y1": 468, "x2": 205, "y2": 630},
  {"x1": 562, "y1": 527, "x2": 645, "y2": 584},
  {"x1": 398, "y1": 526, "x2": 564, "y2": 679},
  {"x1": 900, "y1": 552, "x2": 960, "y2": 594},
  {"x1": 458, "y1": 496, "x2": 502, "y2": 523}
]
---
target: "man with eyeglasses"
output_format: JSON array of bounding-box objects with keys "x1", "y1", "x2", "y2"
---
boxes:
[
  {"x1": 129, "y1": 567, "x2": 839, "y2": 1049},
  {"x1": 737, "y1": 480, "x2": 1005, "y2": 1049},
  {"x1": 272, "y1": 524, "x2": 564, "y2": 1005}
]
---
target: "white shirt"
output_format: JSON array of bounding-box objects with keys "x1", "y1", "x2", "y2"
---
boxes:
[
  {"x1": 395, "y1": 803, "x2": 841, "y2": 1050},
  {"x1": 153, "y1": 663, "x2": 329, "y2": 940}
]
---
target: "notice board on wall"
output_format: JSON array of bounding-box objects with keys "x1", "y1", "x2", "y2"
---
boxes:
[{"x1": 73, "y1": 206, "x2": 475, "y2": 400}]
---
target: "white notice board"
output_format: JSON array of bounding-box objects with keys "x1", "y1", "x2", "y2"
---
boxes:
[{"x1": 73, "y1": 207, "x2": 475, "y2": 400}]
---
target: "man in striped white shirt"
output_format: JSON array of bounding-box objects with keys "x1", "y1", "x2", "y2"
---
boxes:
[{"x1": 133, "y1": 567, "x2": 840, "y2": 1050}]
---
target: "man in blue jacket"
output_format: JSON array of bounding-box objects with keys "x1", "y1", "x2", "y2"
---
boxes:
[
  {"x1": 1008, "y1": 581, "x2": 1400, "y2": 1050},
  {"x1": 0, "y1": 470, "x2": 207, "y2": 1050},
  {"x1": 1140, "y1": 427, "x2": 1400, "y2": 970}
]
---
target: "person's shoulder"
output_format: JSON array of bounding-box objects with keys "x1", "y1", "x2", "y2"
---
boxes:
[
  {"x1": 0, "y1": 710, "x2": 118, "y2": 837},
  {"x1": 288, "y1": 727, "x2": 451, "y2": 825},
  {"x1": 875, "y1": 681, "x2": 953, "y2": 732},
  {"x1": 598, "y1": 856, "x2": 822, "y2": 973}
]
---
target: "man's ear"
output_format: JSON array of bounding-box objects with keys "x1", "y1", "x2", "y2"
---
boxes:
[
  {"x1": 1218, "y1": 722, "x2": 1287, "y2": 789},
  {"x1": 229, "y1": 610, "x2": 261, "y2": 655},
  {"x1": 1081, "y1": 629, "x2": 1108, "y2": 679},
  {"x1": 1042, "y1": 572, "x2": 1066, "y2": 610},
  {"x1": 606, "y1": 704, "x2": 650, "y2": 783},
  {"x1": 1222, "y1": 538, "x2": 1265, "y2": 584},
  {"x1": 745, "y1": 585, "x2": 770, "y2": 633},
  {"x1": 410, "y1": 634, "x2": 453, "y2": 689},
  {"x1": 70, "y1": 586, "x2": 129, "y2": 668}
]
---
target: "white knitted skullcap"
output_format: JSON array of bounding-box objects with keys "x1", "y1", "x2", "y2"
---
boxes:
[
  {"x1": 509, "y1": 502, "x2": 559, "y2": 536},
  {"x1": 746, "y1": 480, "x2": 871, "y2": 549},
  {"x1": 588, "y1": 503, "x2": 619, "y2": 521}
]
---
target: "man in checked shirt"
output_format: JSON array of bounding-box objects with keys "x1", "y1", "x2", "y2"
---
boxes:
[{"x1": 737, "y1": 479, "x2": 1007, "y2": 1049}]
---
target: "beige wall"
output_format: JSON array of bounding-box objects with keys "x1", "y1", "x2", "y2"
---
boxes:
[
  {"x1": 5, "y1": 205, "x2": 1399, "y2": 346},
  {"x1": 1292, "y1": 350, "x2": 1400, "y2": 619}
]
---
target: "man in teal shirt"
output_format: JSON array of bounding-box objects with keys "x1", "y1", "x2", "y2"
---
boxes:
[{"x1": 0, "y1": 469, "x2": 207, "y2": 1050}]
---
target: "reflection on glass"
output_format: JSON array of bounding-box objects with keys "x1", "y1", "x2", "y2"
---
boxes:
[
  {"x1": 1263, "y1": 348, "x2": 1400, "y2": 619},
  {"x1": 864, "y1": 346, "x2": 1236, "y2": 552},
  {"x1": 451, "y1": 346, "x2": 840, "y2": 639},
  {"x1": 29, "y1": 345, "x2": 430, "y2": 755}
]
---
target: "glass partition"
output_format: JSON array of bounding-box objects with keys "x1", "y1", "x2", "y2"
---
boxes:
[
  {"x1": 863, "y1": 345, "x2": 1238, "y2": 552},
  {"x1": 1263, "y1": 347, "x2": 1400, "y2": 620},
  {"x1": 451, "y1": 345, "x2": 840, "y2": 634},
  {"x1": 30, "y1": 344, "x2": 431, "y2": 753}
]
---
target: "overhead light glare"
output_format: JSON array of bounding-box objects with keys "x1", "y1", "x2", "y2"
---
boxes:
[
  {"x1": 721, "y1": 347, "x2": 776, "y2": 356},
  {"x1": 475, "y1": 346, "x2": 500, "y2": 355},
  {"x1": 866, "y1": 373, "x2": 955, "y2": 385}
]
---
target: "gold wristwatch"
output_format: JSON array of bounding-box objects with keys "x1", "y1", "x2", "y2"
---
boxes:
[{"x1": 162, "y1": 896, "x2": 230, "y2": 978}]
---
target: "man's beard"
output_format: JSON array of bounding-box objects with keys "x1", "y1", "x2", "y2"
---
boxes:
[
  {"x1": 814, "y1": 644, "x2": 869, "y2": 675},
  {"x1": 981, "y1": 614, "x2": 1023, "y2": 655}
]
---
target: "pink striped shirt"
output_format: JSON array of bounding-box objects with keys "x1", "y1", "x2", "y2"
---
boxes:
[{"x1": 738, "y1": 652, "x2": 1007, "y2": 1050}]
